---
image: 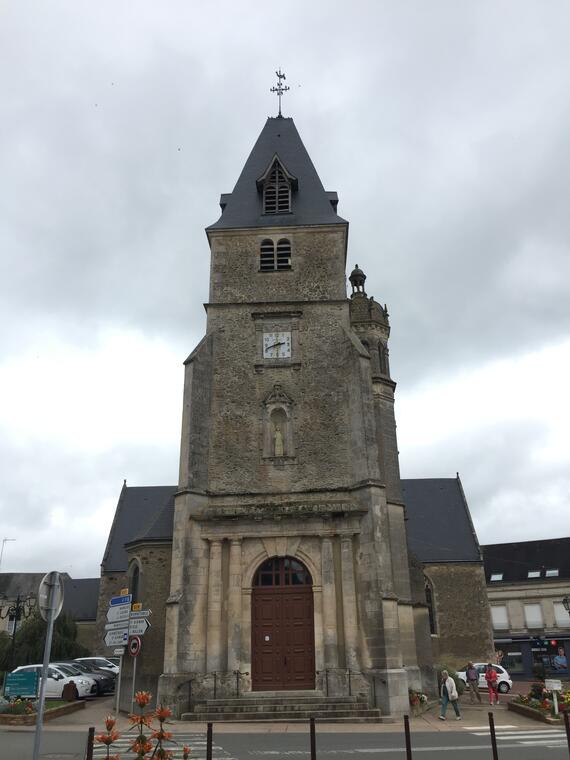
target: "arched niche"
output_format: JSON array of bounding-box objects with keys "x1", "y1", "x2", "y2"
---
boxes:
[{"x1": 262, "y1": 384, "x2": 295, "y2": 459}]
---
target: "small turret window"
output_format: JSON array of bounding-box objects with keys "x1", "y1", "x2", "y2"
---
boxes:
[
  {"x1": 263, "y1": 163, "x2": 291, "y2": 214},
  {"x1": 259, "y1": 239, "x2": 291, "y2": 271}
]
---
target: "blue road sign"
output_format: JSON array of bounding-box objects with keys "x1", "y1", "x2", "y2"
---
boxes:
[
  {"x1": 109, "y1": 594, "x2": 132, "y2": 606},
  {"x1": 4, "y1": 670, "x2": 39, "y2": 698}
]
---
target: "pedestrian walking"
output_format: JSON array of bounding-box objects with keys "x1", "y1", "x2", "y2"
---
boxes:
[
  {"x1": 485, "y1": 663, "x2": 499, "y2": 705},
  {"x1": 439, "y1": 670, "x2": 462, "y2": 720},
  {"x1": 466, "y1": 662, "x2": 481, "y2": 704}
]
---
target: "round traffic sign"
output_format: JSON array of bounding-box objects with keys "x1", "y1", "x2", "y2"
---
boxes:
[
  {"x1": 128, "y1": 635, "x2": 142, "y2": 657},
  {"x1": 38, "y1": 571, "x2": 64, "y2": 622}
]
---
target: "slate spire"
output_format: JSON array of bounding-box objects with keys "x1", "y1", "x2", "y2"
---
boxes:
[{"x1": 207, "y1": 118, "x2": 347, "y2": 231}]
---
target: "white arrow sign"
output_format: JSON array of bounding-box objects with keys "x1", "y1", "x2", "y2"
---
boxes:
[
  {"x1": 129, "y1": 618, "x2": 151, "y2": 636},
  {"x1": 105, "y1": 621, "x2": 129, "y2": 632},
  {"x1": 130, "y1": 609, "x2": 151, "y2": 619},
  {"x1": 107, "y1": 604, "x2": 130, "y2": 623},
  {"x1": 104, "y1": 629, "x2": 129, "y2": 647}
]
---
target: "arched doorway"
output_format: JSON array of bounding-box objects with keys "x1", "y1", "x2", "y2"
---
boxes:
[{"x1": 251, "y1": 557, "x2": 315, "y2": 690}]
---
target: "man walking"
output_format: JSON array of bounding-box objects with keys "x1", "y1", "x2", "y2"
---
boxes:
[{"x1": 466, "y1": 662, "x2": 481, "y2": 704}]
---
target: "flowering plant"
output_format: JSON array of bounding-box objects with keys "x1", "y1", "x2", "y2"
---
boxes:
[{"x1": 94, "y1": 692, "x2": 191, "y2": 759}]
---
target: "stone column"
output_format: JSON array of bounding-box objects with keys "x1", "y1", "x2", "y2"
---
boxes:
[
  {"x1": 227, "y1": 538, "x2": 242, "y2": 673},
  {"x1": 321, "y1": 537, "x2": 339, "y2": 667},
  {"x1": 340, "y1": 535, "x2": 359, "y2": 669},
  {"x1": 206, "y1": 539, "x2": 223, "y2": 672}
]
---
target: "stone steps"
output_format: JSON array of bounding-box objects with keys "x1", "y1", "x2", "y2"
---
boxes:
[
  {"x1": 181, "y1": 708, "x2": 382, "y2": 722},
  {"x1": 181, "y1": 693, "x2": 383, "y2": 723}
]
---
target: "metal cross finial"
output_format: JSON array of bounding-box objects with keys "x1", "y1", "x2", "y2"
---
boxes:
[{"x1": 270, "y1": 68, "x2": 290, "y2": 117}]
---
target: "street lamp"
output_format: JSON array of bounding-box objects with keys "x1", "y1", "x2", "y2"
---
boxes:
[
  {"x1": 0, "y1": 538, "x2": 16, "y2": 571},
  {"x1": 0, "y1": 593, "x2": 37, "y2": 670}
]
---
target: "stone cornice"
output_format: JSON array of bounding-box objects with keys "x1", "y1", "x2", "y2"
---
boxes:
[{"x1": 195, "y1": 500, "x2": 366, "y2": 522}]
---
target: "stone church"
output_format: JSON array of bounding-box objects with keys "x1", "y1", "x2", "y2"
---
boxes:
[{"x1": 96, "y1": 115, "x2": 493, "y2": 719}]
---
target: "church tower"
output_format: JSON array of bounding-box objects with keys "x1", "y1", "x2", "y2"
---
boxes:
[{"x1": 158, "y1": 114, "x2": 426, "y2": 716}]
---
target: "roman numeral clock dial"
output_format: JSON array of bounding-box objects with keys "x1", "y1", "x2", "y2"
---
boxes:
[{"x1": 263, "y1": 331, "x2": 291, "y2": 359}]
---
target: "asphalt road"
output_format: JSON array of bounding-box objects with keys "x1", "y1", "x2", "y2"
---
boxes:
[{"x1": 1, "y1": 726, "x2": 569, "y2": 760}]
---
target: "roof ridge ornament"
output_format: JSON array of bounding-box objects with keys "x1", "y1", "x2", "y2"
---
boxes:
[{"x1": 270, "y1": 68, "x2": 290, "y2": 118}]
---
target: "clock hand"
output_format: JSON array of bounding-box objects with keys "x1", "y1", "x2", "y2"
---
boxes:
[{"x1": 266, "y1": 341, "x2": 285, "y2": 350}]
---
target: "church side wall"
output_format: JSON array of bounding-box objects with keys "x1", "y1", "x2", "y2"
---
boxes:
[
  {"x1": 119, "y1": 543, "x2": 171, "y2": 710},
  {"x1": 425, "y1": 562, "x2": 494, "y2": 670},
  {"x1": 94, "y1": 571, "x2": 129, "y2": 656}
]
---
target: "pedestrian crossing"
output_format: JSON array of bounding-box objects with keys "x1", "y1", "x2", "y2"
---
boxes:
[
  {"x1": 462, "y1": 724, "x2": 568, "y2": 748},
  {"x1": 92, "y1": 732, "x2": 236, "y2": 759}
]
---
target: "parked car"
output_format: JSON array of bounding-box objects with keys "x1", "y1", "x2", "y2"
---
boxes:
[
  {"x1": 53, "y1": 661, "x2": 115, "y2": 696},
  {"x1": 74, "y1": 656, "x2": 120, "y2": 675},
  {"x1": 11, "y1": 664, "x2": 96, "y2": 699},
  {"x1": 457, "y1": 662, "x2": 513, "y2": 693}
]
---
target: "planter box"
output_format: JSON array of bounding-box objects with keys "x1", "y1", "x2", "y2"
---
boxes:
[
  {"x1": 0, "y1": 700, "x2": 85, "y2": 726},
  {"x1": 508, "y1": 700, "x2": 561, "y2": 725}
]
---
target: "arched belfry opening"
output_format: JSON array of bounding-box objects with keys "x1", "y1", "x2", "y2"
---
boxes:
[{"x1": 251, "y1": 556, "x2": 315, "y2": 690}]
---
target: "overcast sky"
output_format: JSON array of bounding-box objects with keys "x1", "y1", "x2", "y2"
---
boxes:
[{"x1": 1, "y1": 1, "x2": 569, "y2": 579}]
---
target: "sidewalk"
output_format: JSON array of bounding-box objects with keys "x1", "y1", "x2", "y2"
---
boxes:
[{"x1": 0, "y1": 694, "x2": 541, "y2": 735}]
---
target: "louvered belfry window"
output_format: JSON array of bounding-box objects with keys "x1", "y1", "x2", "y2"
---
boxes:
[
  {"x1": 259, "y1": 238, "x2": 292, "y2": 271},
  {"x1": 263, "y1": 162, "x2": 291, "y2": 214},
  {"x1": 276, "y1": 239, "x2": 291, "y2": 269},
  {"x1": 260, "y1": 239, "x2": 275, "y2": 271}
]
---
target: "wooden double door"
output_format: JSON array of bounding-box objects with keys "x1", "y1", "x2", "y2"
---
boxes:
[{"x1": 251, "y1": 557, "x2": 315, "y2": 690}]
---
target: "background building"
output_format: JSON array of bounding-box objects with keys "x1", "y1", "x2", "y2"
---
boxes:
[{"x1": 482, "y1": 537, "x2": 570, "y2": 679}]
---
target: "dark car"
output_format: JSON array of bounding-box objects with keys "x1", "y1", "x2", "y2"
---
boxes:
[{"x1": 54, "y1": 661, "x2": 115, "y2": 696}]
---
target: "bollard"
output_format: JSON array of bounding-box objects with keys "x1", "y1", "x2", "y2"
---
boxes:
[
  {"x1": 564, "y1": 709, "x2": 570, "y2": 758},
  {"x1": 207, "y1": 722, "x2": 213, "y2": 760},
  {"x1": 488, "y1": 711, "x2": 499, "y2": 760},
  {"x1": 403, "y1": 714, "x2": 412, "y2": 760},
  {"x1": 310, "y1": 716, "x2": 316, "y2": 760},
  {"x1": 84, "y1": 726, "x2": 95, "y2": 760}
]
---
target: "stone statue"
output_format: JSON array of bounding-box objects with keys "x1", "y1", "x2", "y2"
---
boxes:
[{"x1": 274, "y1": 426, "x2": 284, "y2": 457}]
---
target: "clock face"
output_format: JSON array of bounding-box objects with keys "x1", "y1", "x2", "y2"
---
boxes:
[{"x1": 263, "y1": 331, "x2": 291, "y2": 359}]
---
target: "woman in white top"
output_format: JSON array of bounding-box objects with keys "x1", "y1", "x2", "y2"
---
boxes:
[{"x1": 439, "y1": 670, "x2": 462, "y2": 720}]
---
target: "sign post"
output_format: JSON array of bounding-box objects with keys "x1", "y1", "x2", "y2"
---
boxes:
[
  {"x1": 129, "y1": 635, "x2": 142, "y2": 711},
  {"x1": 545, "y1": 679, "x2": 562, "y2": 716},
  {"x1": 32, "y1": 571, "x2": 64, "y2": 760},
  {"x1": 103, "y1": 592, "x2": 151, "y2": 713}
]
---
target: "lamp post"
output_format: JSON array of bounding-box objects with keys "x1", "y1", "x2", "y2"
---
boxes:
[
  {"x1": 0, "y1": 538, "x2": 16, "y2": 571},
  {"x1": 0, "y1": 593, "x2": 37, "y2": 670}
]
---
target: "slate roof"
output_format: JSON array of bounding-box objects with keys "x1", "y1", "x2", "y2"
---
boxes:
[
  {"x1": 402, "y1": 477, "x2": 482, "y2": 563},
  {"x1": 0, "y1": 573, "x2": 98, "y2": 622},
  {"x1": 101, "y1": 484, "x2": 176, "y2": 573},
  {"x1": 102, "y1": 478, "x2": 482, "y2": 573},
  {"x1": 207, "y1": 117, "x2": 347, "y2": 231},
  {"x1": 0, "y1": 572, "x2": 52, "y2": 600},
  {"x1": 481, "y1": 538, "x2": 570, "y2": 583},
  {"x1": 62, "y1": 577, "x2": 100, "y2": 621}
]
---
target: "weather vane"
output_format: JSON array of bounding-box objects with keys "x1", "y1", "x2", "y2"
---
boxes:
[{"x1": 270, "y1": 68, "x2": 290, "y2": 117}]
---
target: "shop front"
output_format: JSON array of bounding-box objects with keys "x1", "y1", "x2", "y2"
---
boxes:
[{"x1": 494, "y1": 637, "x2": 569, "y2": 680}]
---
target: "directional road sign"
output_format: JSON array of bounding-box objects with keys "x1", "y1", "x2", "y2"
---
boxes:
[
  {"x1": 105, "y1": 620, "x2": 130, "y2": 632},
  {"x1": 129, "y1": 618, "x2": 151, "y2": 636},
  {"x1": 130, "y1": 609, "x2": 151, "y2": 619},
  {"x1": 104, "y1": 629, "x2": 129, "y2": 647},
  {"x1": 113, "y1": 647, "x2": 125, "y2": 656},
  {"x1": 107, "y1": 604, "x2": 131, "y2": 623},
  {"x1": 110, "y1": 594, "x2": 132, "y2": 606}
]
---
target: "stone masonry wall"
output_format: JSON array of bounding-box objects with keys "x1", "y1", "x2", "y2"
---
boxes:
[
  {"x1": 119, "y1": 543, "x2": 171, "y2": 710},
  {"x1": 426, "y1": 562, "x2": 494, "y2": 670}
]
